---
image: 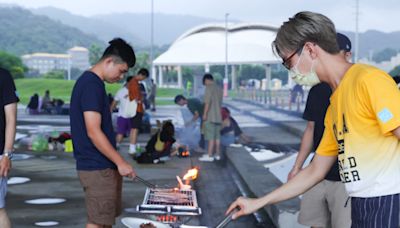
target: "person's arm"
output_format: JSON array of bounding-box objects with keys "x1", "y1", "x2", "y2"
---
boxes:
[
  {"x1": 84, "y1": 111, "x2": 135, "y2": 178},
  {"x1": 203, "y1": 87, "x2": 211, "y2": 121},
  {"x1": 391, "y1": 126, "x2": 400, "y2": 139},
  {"x1": 110, "y1": 100, "x2": 118, "y2": 113},
  {"x1": 203, "y1": 103, "x2": 209, "y2": 121},
  {"x1": 239, "y1": 133, "x2": 251, "y2": 143},
  {"x1": 0, "y1": 103, "x2": 17, "y2": 177},
  {"x1": 287, "y1": 121, "x2": 315, "y2": 181},
  {"x1": 192, "y1": 111, "x2": 199, "y2": 122},
  {"x1": 226, "y1": 154, "x2": 336, "y2": 219}
]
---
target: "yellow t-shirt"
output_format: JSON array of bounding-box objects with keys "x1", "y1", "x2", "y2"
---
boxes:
[{"x1": 317, "y1": 64, "x2": 400, "y2": 197}]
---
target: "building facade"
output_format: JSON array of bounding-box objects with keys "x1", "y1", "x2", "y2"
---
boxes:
[{"x1": 22, "y1": 46, "x2": 90, "y2": 78}]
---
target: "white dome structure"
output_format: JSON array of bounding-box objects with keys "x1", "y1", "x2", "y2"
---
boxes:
[{"x1": 152, "y1": 22, "x2": 282, "y2": 89}]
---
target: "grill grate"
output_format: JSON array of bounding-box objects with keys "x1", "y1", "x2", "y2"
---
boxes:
[
  {"x1": 147, "y1": 189, "x2": 195, "y2": 206},
  {"x1": 137, "y1": 188, "x2": 201, "y2": 216}
]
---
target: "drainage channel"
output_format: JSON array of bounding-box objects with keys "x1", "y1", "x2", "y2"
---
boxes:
[
  {"x1": 226, "y1": 158, "x2": 276, "y2": 228},
  {"x1": 192, "y1": 153, "x2": 275, "y2": 228},
  {"x1": 224, "y1": 102, "x2": 303, "y2": 138}
]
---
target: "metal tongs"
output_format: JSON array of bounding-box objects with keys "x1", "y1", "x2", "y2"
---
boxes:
[
  {"x1": 214, "y1": 206, "x2": 240, "y2": 228},
  {"x1": 134, "y1": 176, "x2": 157, "y2": 188}
]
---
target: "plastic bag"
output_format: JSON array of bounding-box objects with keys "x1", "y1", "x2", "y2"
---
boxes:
[
  {"x1": 176, "y1": 124, "x2": 200, "y2": 149},
  {"x1": 31, "y1": 134, "x2": 48, "y2": 152}
]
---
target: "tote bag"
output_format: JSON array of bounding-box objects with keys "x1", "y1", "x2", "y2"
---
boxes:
[{"x1": 122, "y1": 99, "x2": 138, "y2": 118}]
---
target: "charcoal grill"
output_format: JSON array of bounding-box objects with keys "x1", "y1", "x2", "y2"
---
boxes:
[{"x1": 137, "y1": 188, "x2": 202, "y2": 216}]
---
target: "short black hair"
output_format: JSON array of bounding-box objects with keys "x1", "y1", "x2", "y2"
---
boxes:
[
  {"x1": 126, "y1": 76, "x2": 133, "y2": 83},
  {"x1": 160, "y1": 121, "x2": 175, "y2": 140},
  {"x1": 202, "y1": 73, "x2": 214, "y2": 85},
  {"x1": 101, "y1": 38, "x2": 136, "y2": 68},
  {"x1": 138, "y1": 68, "x2": 149, "y2": 78},
  {"x1": 174, "y1": 94, "x2": 186, "y2": 104}
]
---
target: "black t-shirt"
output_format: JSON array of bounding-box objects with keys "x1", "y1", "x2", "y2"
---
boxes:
[
  {"x1": 221, "y1": 117, "x2": 242, "y2": 137},
  {"x1": 0, "y1": 68, "x2": 19, "y2": 154},
  {"x1": 303, "y1": 82, "x2": 340, "y2": 181},
  {"x1": 70, "y1": 71, "x2": 117, "y2": 170}
]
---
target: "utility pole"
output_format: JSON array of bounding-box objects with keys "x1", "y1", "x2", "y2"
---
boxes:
[
  {"x1": 150, "y1": 0, "x2": 155, "y2": 81},
  {"x1": 223, "y1": 13, "x2": 229, "y2": 97},
  {"x1": 355, "y1": 0, "x2": 359, "y2": 62}
]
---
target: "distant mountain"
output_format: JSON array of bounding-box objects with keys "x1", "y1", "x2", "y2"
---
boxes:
[
  {"x1": 3, "y1": 5, "x2": 400, "y2": 60},
  {"x1": 31, "y1": 7, "x2": 145, "y2": 46},
  {"x1": 0, "y1": 7, "x2": 104, "y2": 55},
  {"x1": 341, "y1": 30, "x2": 400, "y2": 59},
  {"x1": 93, "y1": 12, "x2": 225, "y2": 46}
]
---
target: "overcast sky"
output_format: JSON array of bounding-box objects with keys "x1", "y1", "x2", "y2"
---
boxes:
[{"x1": 0, "y1": 0, "x2": 398, "y2": 33}]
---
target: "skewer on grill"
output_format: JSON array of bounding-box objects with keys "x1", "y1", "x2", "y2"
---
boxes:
[
  {"x1": 214, "y1": 206, "x2": 240, "y2": 228},
  {"x1": 135, "y1": 176, "x2": 157, "y2": 188}
]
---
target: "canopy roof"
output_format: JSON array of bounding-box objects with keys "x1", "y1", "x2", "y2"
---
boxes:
[{"x1": 153, "y1": 23, "x2": 281, "y2": 66}]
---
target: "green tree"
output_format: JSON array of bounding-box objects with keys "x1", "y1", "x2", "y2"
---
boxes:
[
  {"x1": 42, "y1": 70, "x2": 65, "y2": 79},
  {"x1": 132, "y1": 52, "x2": 150, "y2": 75},
  {"x1": 389, "y1": 65, "x2": 400, "y2": 77},
  {"x1": 89, "y1": 44, "x2": 103, "y2": 65},
  {"x1": 238, "y1": 64, "x2": 265, "y2": 81},
  {"x1": 372, "y1": 48, "x2": 399, "y2": 63},
  {"x1": 0, "y1": 51, "x2": 27, "y2": 78}
]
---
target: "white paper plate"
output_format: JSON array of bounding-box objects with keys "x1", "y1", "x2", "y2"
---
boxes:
[
  {"x1": 25, "y1": 198, "x2": 66, "y2": 205},
  {"x1": 121, "y1": 217, "x2": 170, "y2": 228},
  {"x1": 229, "y1": 144, "x2": 243, "y2": 148},
  {"x1": 34, "y1": 221, "x2": 59, "y2": 226},
  {"x1": 7, "y1": 177, "x2": 31, "y2": 185},
  {"x1": 180, "y1": 225, "x2": 208, "y2": 228}
]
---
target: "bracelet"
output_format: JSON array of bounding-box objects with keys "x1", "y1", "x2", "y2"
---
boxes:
[{"x1": 3, "y1": 150, "x2": 13, "y2": 160}]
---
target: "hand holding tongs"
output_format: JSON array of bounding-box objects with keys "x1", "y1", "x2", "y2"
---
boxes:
[
  {"x1": 214, "y1": 206, "x2": 240, "y2": 228},
  {"x1": 134, "y1": 176, "x2": 157, "y2": 188}
]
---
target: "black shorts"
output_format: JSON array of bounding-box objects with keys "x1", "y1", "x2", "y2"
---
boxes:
[{"x1": 131, "y1": 112, "x2": 143, "y2": 129}]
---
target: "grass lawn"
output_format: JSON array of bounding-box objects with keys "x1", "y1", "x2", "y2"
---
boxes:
[{"x1": 15, "y1": 78, "x2": 183, "y2": 105}]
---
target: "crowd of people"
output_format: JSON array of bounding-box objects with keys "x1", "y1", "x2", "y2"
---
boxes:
[
  {"x1": 1, "y1": 10, "x2": 400, "y2": 228},
  {"x1": 26, "y1": 90, "x2": 65, "y2": 115}
]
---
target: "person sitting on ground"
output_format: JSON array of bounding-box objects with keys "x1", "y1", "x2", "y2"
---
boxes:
[
  {"x1": 27, "y1": 93, "x2": 39, "y2": 115},
  {"x1": 41, "y1": 90, "x2": 52, "y2": 113},
  {"x1": 135, "y1": 121, "x2": 177, "y2": 164},
  {"x1": 220, "y1": 107, "x2": 251, "y2": 146}
]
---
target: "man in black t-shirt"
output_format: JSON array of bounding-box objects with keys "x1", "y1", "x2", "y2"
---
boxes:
[
  {"x1": 70, "y1": 38, "x2": 136, "y2": 228},
  {"x1": 287, "y1": 33, "x2": 352, "y2": 228},
  {"x1": 0, "y1": 68, "x2": 19, "y2": 228}
]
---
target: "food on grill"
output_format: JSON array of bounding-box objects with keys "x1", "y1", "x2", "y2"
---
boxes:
[
  {"x1": 150, "y1": 189, "x2": 190, "y2": 204},
  {"x1": 140, "y1": 222, "x2": 156, "y2": 228}
]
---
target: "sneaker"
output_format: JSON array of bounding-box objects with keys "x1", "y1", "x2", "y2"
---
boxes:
[
  {"x1": 159, "y1": 156, "x2": 171, "y2": 161},
  {"x1": 199, "y1": 154, "x2": 210, "y2": 159},
  {"x1": 128, "y1": 150, "x2": 136, "y2": 155},
  {"x1": 153, "y1": 159, "x2": 165, "y2": 164},
  {"x1": 215, "y1": 155, "x2": 221, "y2": 161},
  {"x1": 199, "y1": 155, "x2": 214, "y2": 162}
]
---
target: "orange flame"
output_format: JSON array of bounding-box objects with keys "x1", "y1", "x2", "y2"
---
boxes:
[{"x1": 183, "y1": 168, "x2": 199, "y2": 180}]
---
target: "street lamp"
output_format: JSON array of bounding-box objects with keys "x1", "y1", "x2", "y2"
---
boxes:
[
  {"x1": 223, "y1": 13, "x2": 229, "y2": 97},
  {"x1": 150, "y1": 0, "x2": 155, "y2": 80}
]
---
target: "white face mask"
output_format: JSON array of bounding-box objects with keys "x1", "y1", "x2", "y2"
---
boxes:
[{"x1": 289, "y1": 48, "x2": 320, "y2": 86}]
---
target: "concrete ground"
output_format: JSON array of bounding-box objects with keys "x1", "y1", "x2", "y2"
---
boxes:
[{"x1": 9, "y1": 101, "x2": 310, "y2": 228}]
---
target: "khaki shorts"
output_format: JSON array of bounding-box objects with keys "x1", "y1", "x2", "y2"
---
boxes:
[
  {"x1": 298, "y1": 180, "x2": 351, "y2": 228},
  {"x1": 78, "y1": 169, "x2": 122, "y2": 226},
  {"x1": 204, "y1": 122, "x2": 221, "y2": 140}
]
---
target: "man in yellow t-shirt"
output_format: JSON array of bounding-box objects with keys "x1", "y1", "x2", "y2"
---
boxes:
[{"x1": 227, "y1": 11, "x2": 400, "y2": 228}]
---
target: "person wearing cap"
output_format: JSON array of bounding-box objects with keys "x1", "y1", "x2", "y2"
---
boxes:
[
  {"x1": 227, "y1": 12, "x2": 400, "y2": 228},
  {"x1": 70, "y1": 38, "x2": 136, "y2": 228},
  {"x1": 287, "y1": 33, "x2": 352, "y2": 228}
]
